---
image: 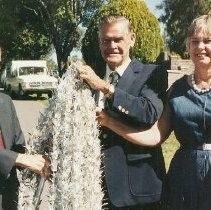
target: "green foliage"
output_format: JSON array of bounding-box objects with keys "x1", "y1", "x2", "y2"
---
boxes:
[
  {"x1": 0, "y1": 0, "x2": 105, "y2": 75},
  {"x1": 0, "y1": 0, "x2": 19, "y2": 37},
  {"x1": 18, "y1": 0, "x2": 106, "y2": 76},
  {"x1": 162, "y1": 132, "x2": 179, "y2": 170},
  {"x1": 159, "y1": 0, "x2": 211, "y2": 57},
  {"x1": 8, "y1": 28, "x2": 51, "y2": 60},
  {"x1": 0, "y1": 0, "x2": 52, "y2": 65},
  {"x1": 82, "y1": 0, "x2": 163, "y2": 77}
]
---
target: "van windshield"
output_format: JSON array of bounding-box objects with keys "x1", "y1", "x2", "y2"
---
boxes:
[{"x1": 19, "y1": 67, "x2": 45, "y2": 76}]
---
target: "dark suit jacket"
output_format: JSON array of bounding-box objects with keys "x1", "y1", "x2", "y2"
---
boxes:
[
  {"x1": 99, "y1": 59, "x2": 166, "y2": 207},
  {"x1": 0, "y1": 93, "x2": 25, "y2": 209}
]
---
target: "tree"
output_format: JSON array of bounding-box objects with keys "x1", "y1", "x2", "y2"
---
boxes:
[
  {"x1": 0, "y1": 0, "x2": 18, "y2": 38},
  {"x1": 3, "y1": 27, "x2": 51, "y2": 62},
  {"x1": 0, "y1": 0, "x2": 106, "y2": 75},
  {"x1": 159, "y1": 0, "x2": 211, "y2": 57},
  {"x1": 18, "y1": 0, "x2": 106, "y2": 76},
  {"x1": 81, "y1": 0, "x2": 163, "y2": 77},
  {"x1": 0, "y1": 0, "x2": 52, "y2": 66}
]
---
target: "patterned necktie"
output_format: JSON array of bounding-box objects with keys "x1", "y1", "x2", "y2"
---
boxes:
[
  {"x1": 108, "y1": 71, "x2": 120, "y2": 87},
  {"x1": 104, "y1": 71, "x2": 120, "y2": 110}
]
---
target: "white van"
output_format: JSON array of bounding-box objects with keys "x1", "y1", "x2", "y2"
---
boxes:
[{"x1": 5, "y1": 60, "x2": 58, "y2": 98}]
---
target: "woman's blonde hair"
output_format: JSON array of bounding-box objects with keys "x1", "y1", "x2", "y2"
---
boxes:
[{"x1": 186, "y1": 14, "x2": 211, "y2": 50}]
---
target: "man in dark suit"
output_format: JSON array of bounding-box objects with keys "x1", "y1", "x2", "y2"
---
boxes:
[
  {"x1": 77, "y1": 15, "x2": 166, "y2": 209},
  {"x1": 0, "y1": 93, "x2": 50, "y2": 210}
]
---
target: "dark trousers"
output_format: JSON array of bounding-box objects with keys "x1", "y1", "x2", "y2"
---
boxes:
[
  {"x1": 0, "y1": 191, "x2": 18, "y2": 210},
  {"x1": 102, "y1": 175, "x2": 162, "y2": 210},
  {"x1": 0, "y1": 173, "x2": 19, "y2": 210},
  {"x1": 104, "y1": 201, "x2": 162, "y2": 210}
]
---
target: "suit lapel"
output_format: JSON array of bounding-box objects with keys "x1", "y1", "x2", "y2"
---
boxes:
[
  {"x1": 0, "y1": 99, "x2": 10, "y2": 149},
  {"x1": 117, "y1": 59, "x2": 155, "y2": 91},
  {"x1": 117, "y1": 60, "x2": 144, "y2": 91},
  {"x1": 1, "y1": 120, "x2": 10, "y2": 149},
  {"x1": 0, "y1": 103, "x2": 9, "y2": 148}
]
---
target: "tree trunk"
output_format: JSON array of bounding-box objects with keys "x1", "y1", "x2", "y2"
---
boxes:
[{"x1": 55, "y1": 47, "x2": 69, "y2": 77}]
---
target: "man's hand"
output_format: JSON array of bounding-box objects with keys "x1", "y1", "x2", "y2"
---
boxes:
[
  {"x1": 77, "y1": 65, "x2": 109, "y2": 92},
  {"x1": 16, "y1": 154, "x2": 51, "y2": 179}
]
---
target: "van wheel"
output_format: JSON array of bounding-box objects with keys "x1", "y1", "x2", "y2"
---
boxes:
[
  {"x1": 18, "y1": 85, "x2": 25, "y2": 99},
  {"x1": 6, "y1": 85, "x2": 13, "y2": 97},
  {"x1": 37, "y1": 93, "x2": 42, "y2": 98},
  {"x1": 48, "y1": 92, "x2": 52, "y2": 98},
  {"x1": 3, "y1": 84, "x2": 7, "y2": 92}
]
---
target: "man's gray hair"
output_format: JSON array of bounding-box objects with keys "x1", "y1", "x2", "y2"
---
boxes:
[{"x1": 98, "y1": 15, "x2": 133, "y2": 33}]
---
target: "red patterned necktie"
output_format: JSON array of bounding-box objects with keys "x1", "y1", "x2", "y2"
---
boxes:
[{"x1": 0, "y1": 131, "x2": 5, "y2": 149}]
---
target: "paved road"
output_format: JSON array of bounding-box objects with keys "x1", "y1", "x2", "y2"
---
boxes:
[{"x1": 13, "y1": 98, "x2": 44, "y2": 141}]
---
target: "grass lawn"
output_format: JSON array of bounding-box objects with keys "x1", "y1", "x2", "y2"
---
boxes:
[{"x1": 162, "y1": 132, "x2": 180, "y2": 171}]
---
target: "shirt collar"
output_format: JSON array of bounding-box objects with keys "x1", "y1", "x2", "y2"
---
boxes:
[{"x1": 105, "y1": 58, "x2": 131, "y2": 80}]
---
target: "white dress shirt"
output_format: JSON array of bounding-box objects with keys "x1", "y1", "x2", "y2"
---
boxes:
[{"x1": 97, "y1": 58, "x2": 131, "y2": 108}]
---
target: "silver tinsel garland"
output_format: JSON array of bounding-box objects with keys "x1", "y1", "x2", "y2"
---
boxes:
[{"x1": 18, "y1": 63, "x2": 103, "y2": 210}]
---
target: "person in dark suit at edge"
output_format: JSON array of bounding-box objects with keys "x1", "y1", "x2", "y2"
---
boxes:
[
  {"x1": 0, "y1": 93, "x2": 50, "y2": 210},
  {"x1": 77, "y1": 15, "x2": 167, "y2": 210}
]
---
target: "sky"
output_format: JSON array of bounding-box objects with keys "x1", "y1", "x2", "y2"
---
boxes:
[
  {"x1": 144, "y1": 0, "x2": 165, "y2": 33},
  {"x1": 144, "y1": 0, "x2": 163, "y2": 19}
]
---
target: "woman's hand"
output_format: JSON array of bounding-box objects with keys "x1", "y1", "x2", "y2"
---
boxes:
[{"x1": 96, "y1": 107, "x2": 110, "y2": 127}]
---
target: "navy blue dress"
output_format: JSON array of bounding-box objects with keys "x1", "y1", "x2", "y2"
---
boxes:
[{"x1": 165, "y1": 75, "x2": 211, "y2": 210}]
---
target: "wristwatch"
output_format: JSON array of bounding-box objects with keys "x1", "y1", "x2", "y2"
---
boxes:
[{"x1": 104, "y1": 84, "x2": 115, "y2": 98}]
